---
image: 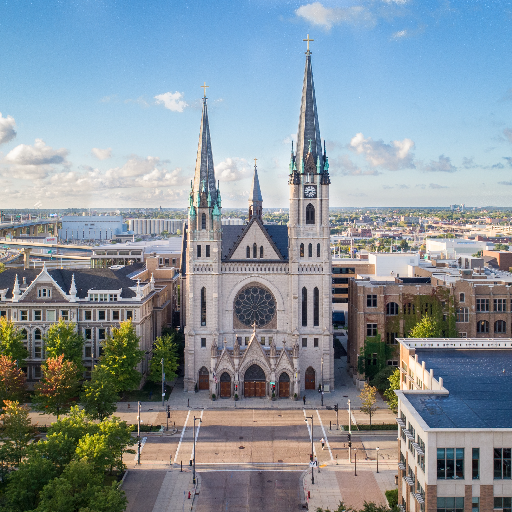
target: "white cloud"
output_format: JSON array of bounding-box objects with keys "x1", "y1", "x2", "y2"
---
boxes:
[
  {"x1": 349, "y1": 132, "x2": 415, "y2": 170},
  {"x1": 154, "y1": 92, "x2": 188, "y2": 112},
  {"x1": 216, "y1": 158, "x2": 251, "y2": 182},
  {"x1": 5, "y1": 138, "x2": 68, "y2": 166},
  {"x1": 383, "y1": 0, "x2": 409, "y2": 4},
  {"x1": 295, "y1": 2, "x2": 375, "y2": 30},
  {"x1": 0, "y1": 112, "x2": 17, "y2": 145},
  {"x1": 504, "y1": 128, "x2": 512, "y2": 143},
  {"x1": 391, "y1": 29, "x2": 408, "y2": 40},
  {"x1": 91, "y1": 147, "x2": 112, "y2": 160},
  {"x1": 429, "y1": 183, "x2": 448, "y2": 189},
  {"x1": 422, "y1": 155, "x2": 457, "y2": 173}
]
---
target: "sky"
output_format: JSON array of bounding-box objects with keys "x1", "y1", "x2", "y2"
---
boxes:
[{"x1": 0, "y1": 0, "x2": 511, "y2": 209}]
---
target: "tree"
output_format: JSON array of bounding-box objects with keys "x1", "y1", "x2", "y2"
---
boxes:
[
  {"x1": 359, "y1": 383, "x2": 378, "y2": 428},
  {"x1": 44, "y1": 319, "x2": 85, "y2": 370},
  {"x1": 148, "y1": 333, "x2": 179, "y2": 385},
  {"x1": 33, "y1": 355, "x2": 80, "y2": 418},
  {"x1": 0, "y1": 355, "x2": 27, "y2": 403},
  {"x1": 96, "y1": 415, "x2": 135, "y2": 474},
  {"x1": 0, "y1": 400, "x2": 34, "y2": 468},
  {"x1": 383, "y1": 368, "x2": 400, "y2": 414},
  {"x1": 80, "y1": 365, "x2": 118, "y2": 421},
  {"x1": 0, "y1": 317, "x2": 29, "y2": 365},
  {"x1": 408, "y1": 315, "x2": 443, "y2": 338},
  {"x1": 100, "y1": 320, "x2": 144, "y2": 393}
]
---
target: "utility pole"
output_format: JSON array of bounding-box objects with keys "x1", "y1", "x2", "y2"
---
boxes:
[
  {"x1": 354, "y1": 447, "x2": 357, "y2": 476},
  {"x1": 161, "y1": 358, "x2": 165, "y2": 407},
  {"x1": 376, "y1": 446, "x2": 380, "y2": 473},
  {"x1": 137, "y1": 401, "x2": 141, "y2": 465},
  {"x1": 304, "y1": 415, "x2": 314, "y2": 485}
]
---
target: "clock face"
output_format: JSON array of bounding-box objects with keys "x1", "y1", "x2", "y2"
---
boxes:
[{"x1": 304, "y1": 185, "x2": 317, "y2": 198}]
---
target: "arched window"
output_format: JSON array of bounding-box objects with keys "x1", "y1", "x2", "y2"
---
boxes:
[
  {"x1": 300, "y1": 243, "x2": 304, "y2": 257},
  {"x1": 246, "y1": 246, "x2": 250, "y2": 258},
  {"x1": 302, "y1": 287, "x2": 308, "y2": 326},
  {"x1": 495, "y1": 320, "x2": 506, "y2": 333},
  {"x1": 200, "y1": 287, "x2": 206, "y2": 326},
  {"x1": 386, "y1": 302, "x2": 399, "y2": 316},
  {"x1": 253, "y1": 243, "x2": 257, "y2": 258},
  {"x1": 477, "y1": 320, "x2": 489, "y2": 333},
  {"x1": 317, "y1": 243, "x2": 320, "y2": 257},
  {"x1": 313, "y1": 287, "x2": 319, "y2": 326},
  {"x1": 306, "y1": 204, "x2": 315, "y2": 224},
  {"x1": 308, "y1": 243, "x2": 313, "y2": 257},
  {"x1": 201, "y1": 213, "x2": 206, "y2": 230},
  {"x1": 34, "y1": 328, "x2": 42, "y2": 341},
  {"x1": 260, "y1": 246, "x2": 263, "y2": 258}
]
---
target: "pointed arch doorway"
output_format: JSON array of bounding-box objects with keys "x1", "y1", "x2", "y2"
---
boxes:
[
  {"x1": 279, "y1": 372, "x2": 290, "y2": 398},
  {"x1": 220, "y1": 372, "x2": 231, "y2": 398},
  {"x1": 198, "y1": 367, "x2": 209, "y2": 390},
  {"x1": 305, "y1": 366, "x2": 316, "y2": 390},
  {"x1": 244, "y1": 364, "x2": 266, "y2": 397}
]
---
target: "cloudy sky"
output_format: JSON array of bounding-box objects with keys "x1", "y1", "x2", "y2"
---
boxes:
[{"x1": 1, "y1": 0, "x2": 511, "y2": 209}]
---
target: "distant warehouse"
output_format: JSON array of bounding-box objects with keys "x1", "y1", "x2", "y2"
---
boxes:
[{"x1": 59, "y1": 216, "x2": 127, "y2": 241}]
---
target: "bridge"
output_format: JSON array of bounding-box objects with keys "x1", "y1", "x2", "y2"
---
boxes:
[{"x1": 0, "y1": 219, "x2": 60, "y2": 238}]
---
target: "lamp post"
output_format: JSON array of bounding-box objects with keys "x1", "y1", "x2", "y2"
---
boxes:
[
  {"x1": 376, "y1": 446, "x2": 380, "y2": 473},
  {"x1": 304, "y1": 415, "x2": 314, "y2": 485},
  {"x1": 193, "y1": 416, "x2": 201, "y2": 485},
  {"x1": 354, "y1": 447, "x2": 357, "y2": 476},
  {"x1": 321, "y1": 356, "x2": 324, "y2": 406},
  {"x1": 161, "y1": 358, "x2": 165, "y2": 407},
  {"x1": 348, "y1": 399, "x2": 352, "y2": 462}
]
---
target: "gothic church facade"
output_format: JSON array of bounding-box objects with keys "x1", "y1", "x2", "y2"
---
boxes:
[{"x1": 181, "y1": 46, "x2": 333, "y2": 398}]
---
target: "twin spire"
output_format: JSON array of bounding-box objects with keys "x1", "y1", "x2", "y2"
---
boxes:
[{"x1": 249, "y1": 159, "x2": 262, "y2": 221}]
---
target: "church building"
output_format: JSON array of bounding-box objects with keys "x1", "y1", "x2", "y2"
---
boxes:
[{"x1": 181, "y1": 41, "x2": 333, "y2": 398}]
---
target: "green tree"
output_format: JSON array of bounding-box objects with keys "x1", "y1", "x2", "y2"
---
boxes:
[
  {"x1": 0, "y1": 317, "x2": 29, "y2": 365},
  {"x1": 100, "y1": 320, "x2": 144, "y2": 393},
  {"x1": 148, "y1": 333, "x2": 179, "y2": 385},
  {"x1": 0, "y1": 355, "x2": 27, "y2": 403},
  {"x1": 33, "y1": 355, "x2": 80, "y2": 418},
  {"x1": 0, "y1": 400, "x2": 34, "y2": 468},
  {"x1": 408, "y1": 315, "x2": 443, "y2": 338},
  {"x1": 96, "y1": 415, "x2": 135, "y2": 474},
  {"x1": 80, "y1": 365, "x2": 118, "y2": 421},
  {"x1": 44, "y1": 319, "x2": 85, "y2": 370},
  {"x1": 359, "y1": 383, "x2": 378, "y2": 428},
  {"x1": 383, "y1": 368, "x2": 400, "y2": 414}
]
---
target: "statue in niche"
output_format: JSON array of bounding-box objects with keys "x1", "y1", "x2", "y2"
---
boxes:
[
  {"x1": 233, "y1": 339, "x2": 240, "y2": 357},
  {"x1": 293, "y1": 342, "x2": 299, "y2": 358}
]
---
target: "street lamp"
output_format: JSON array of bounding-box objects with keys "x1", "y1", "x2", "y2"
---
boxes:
[
  {"x1": 161, "y1": 358, "x2": 165, "y2": 407},
  {"x1": 193, "y1": 416, "x2": 202, "y2": 485},
  {"x1": 304, "y1": 415, "x2": 314, "y2": 485},
  {"x1": 354, "y1": 447, "x2": 357, "y2": 476},
  {"x1": 376, "y1": 446, "x2": 380, "y2": 473},
  {"x1": 348, "y1": 399, "x2": 352, "y2": 462}
]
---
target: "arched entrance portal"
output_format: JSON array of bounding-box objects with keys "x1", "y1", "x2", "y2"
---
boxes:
[
  {"x1": 279, "y1": 372, "x2": 290, "y2": 398},
  {"x1": 244, "y1": 364, "x2": 266, "y2": 398},
  {"x1": 198, "y1": 366, "x2": 209, "y2": 390},
  {"x1": 220, "y1": 372, "x2": 231, "y2": 398},
  {"x1": 305, "y1": 367, "x2": 316, "y2": 390}
]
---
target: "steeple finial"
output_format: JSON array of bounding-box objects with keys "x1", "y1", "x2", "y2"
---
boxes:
[
  {"x1": 303, "y1": 34, "x2": 314, "y2": 54},
  {"x1": 201, "y1": 81, "x2": 209, "y2": 98},
  {"x1": 248, "y1": 160, "x2": 263, "y2": 221}
]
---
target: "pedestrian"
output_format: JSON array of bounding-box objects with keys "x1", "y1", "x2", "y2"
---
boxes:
[
  {"x1": 303, "y1": 395, "x2": 306, "y2": 405},
  {"x1": 321, "y1": 437, "x2": 325, "y2": 450}
]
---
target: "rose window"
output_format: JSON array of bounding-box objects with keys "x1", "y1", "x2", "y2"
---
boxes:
[{"x1": 234, "y1": 286, "x2": 276, "y2": 327}]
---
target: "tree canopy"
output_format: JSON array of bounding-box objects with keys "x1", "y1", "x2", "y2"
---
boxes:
[
  {"x1": 148, "y1": 333, "x2": 179, "y2": 385},
  {"x1": 383, "y1": 368, "x2": 400, "y2": 414},
  {"x1": 0, "y1": 317, "x2": 28, "y2": 365},
  {"x1": 80, "y1": 365, "x2": 118, "y2": 421},
  {"x1": 44, "y1": 319, "x2": 85, "y2": 370}
]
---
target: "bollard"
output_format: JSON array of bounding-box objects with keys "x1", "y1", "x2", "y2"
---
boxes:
[
  {"x1": 181, "y1": 461, "x2": 182, "y2": 472},
  {"x1": 308, "y1": 491, "x2": 310, "y2": 499},
  {"x1": 187, "y1": 399, "x2": 190, "y2": 408},
  {"x1": 170, "y1": 456, "x2": 172, "y2": 465},
  {"x1": 190, "y1": 459, "x2": 192, "y2": 466},
  {"x1": 188, "y1": 491, "x2": 191, "y2": 499},
  {"x1": 330, "y1": 421, "x2": 331, "y2": 430}
]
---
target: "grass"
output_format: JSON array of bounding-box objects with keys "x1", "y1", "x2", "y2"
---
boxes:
[{"x1": 119, "y1": 380, "x2": 169, "y2": 402}]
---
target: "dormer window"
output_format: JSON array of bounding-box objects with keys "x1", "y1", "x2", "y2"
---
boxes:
[
  {"x1": 89, "y1": 293, "x2": 118, "y2": 302},
  {"x1": 38, "y1": 288, "x2": 51, "y2": 298}
]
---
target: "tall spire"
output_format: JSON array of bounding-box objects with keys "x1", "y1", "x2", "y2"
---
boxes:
[
  {"x1": 248, "y1": 159, "x2": 263, "y2": 221},
  {"x1": 295, "y1": 38, "x2": 322, "y2": 170},
  {"x1": 193, "y1": 92, "x2": 217, "y2": 205}
]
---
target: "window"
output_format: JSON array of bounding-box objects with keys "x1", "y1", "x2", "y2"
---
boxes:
[
  {"x1": 306, "y1": 203, "x2": 315, "y2": 224},
  {"x1": 494, "y1": 448, "x2": 511, "y2": 479},
  {"x1": 34, "y1": 366, "x2": 41, "y2": 379},
  {"x1": 253, "y1": 243, "x2": 257, "y2": 258},
  {"x1": 246, "y1": 246, "x2": 250, "y2": 258},
  {"x1": 472, "y1": 498, "x2": 479, "y2": 512},
  {"x1": 308, "y1": 243, "x2": 312, "y2": 257},
  {"x1": 197, "y1": 245, "x2": 201, "y2": 257},
  {"x1": 84, "y1": 310, "x2": 92, "y2": 321},
  {"x1": 38, "y1": 288, "x2": 51, "y2": 298},
  {"x1": 403, "y1": 303, "x2": 415, "y2": 315},
  {"x1": 260, "y1": 246, "x2": 263, "y2": 258},
  {"x1": 60, "y1": 310, "x2": 69, "y2": 321},
  {"x1": 85, "y1": 346, "x2": 92, "y2": 358},
  {"x1": 473, "y1": 448, "x2": 480, "y2": 479},
  {"x1": 459, "y1": 332, "x2": 467, "y2": 338},
  {"x1": 98, "y1": 328, "x2": 106, "y2": 340},
  {"x1": 34, "y1": 329, "x2": 42, "y2": 358},
  {"x1": 495, "y1": 320, "x2": 507, "y2": 333},
  {"x1": 367, "y1": 295, "x2": 377, "y2": 308},
  {"x1": 495, "y1": 298, "x2": 507, "y2": 312},
  {"x1": 313, "y1": 287, "x2": 319, "y2": 326},
  {"x1": 34, "y1": 310, "x2": 42, "y2": 321},
  {"x1": 201, "y1": 338, "x2": 206, "y2": 348},
  {"x1": 244, "y1": 336, "x2": 249, "y2": 345},
  {"x1": 457, "y1": 307, "x2": 469, "y2": 322},
  {"x1": 476, "y1": 298, "x2": 489, "y2": 312},
  {"x1": 201, "y1": 287, "x2": 206, "y2": 326},
  {"x1": 317, "y1": 243, "x2": 320, "y2": 257},
  {"x1": 302, "y1": 338, "x2": 307, "y2": 348},
  {"x1": 437, "y1": 448, "x2": 464, "y2": 479},
  {"x1": 477, "y1": 320, "x2": 489, "y2": 333},
  {"x1": 437, "y1": 497, "x2": 464, "y2": 512},
  {"x1": 386, "y1": 332, "x2": 398, "y2": 345},
  {"x1": 112, "y1": 310, "x2": 120, "y2": 321},
  {"x1": 302, "y1": 287, "x2": 307, "y2": 326},
  {"x1": 366, "y1": 324, "x2": 377, "y2": 337},
  {"x1": 300, "y1": 243, "x2": 304, "y2": 257},
  {"x1": 201, "y1": 213, "x2": 206, "y2": 230},
  {"x1": 84, "y1": 328, "x2": 92, "y2": 340},
  {"x1": 314, "y1": 338, "x2": 319, "y2": 348},
  {"x1": 0, "y1": 311, "x2": 6, "y2": 318},
  {"x1": 46, "y1": 310, "x2": 56, "y2": 321},
  {"x1": 206, "y1": 245, "x2": 210, "y2": 257},
  {"x1": 387, "y1": 360, "x2": 398, "y2": 366},
  {"x1": 126, "y1": 310, "x2": 133, "y2": 320},
  {"x1": 98, "y1": 310, "x2": 106, "y2": 321},
  {"x1": 108, "y1": 294, "x2": 118, "y2": 301},
  {"x1": 386, "y1": 302, "x2": 399, "y2": 315},
  {"x1": 332, "y1": 277, "x2": 349, "y2": 284},
  {"x1": 494, "y1": 497, "x2": 512, "y2": 512},
  {"x1": 260, "y1": 336, "x2": 265, "y2": 345},
  {"x1": 20, "y1": 311, "x2": 28, "y2": 321},
  {"x1": 459, "y1": 292, "x2": 465, "y2": 303}
]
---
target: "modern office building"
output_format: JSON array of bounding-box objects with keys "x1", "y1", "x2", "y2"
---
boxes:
[{"x1": 59, "y1": 216, "x2": 127, "y2": 241}]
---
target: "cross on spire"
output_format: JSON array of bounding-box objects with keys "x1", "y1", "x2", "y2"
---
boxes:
[
  {"x1": 303, "y1": 34, "x2": 314, "y2": 54},
  {"x1": 254, "y1": 158, "x2": 258, "y2": 168},
  {"x1": 201, "y1": 82, "x2": 209, "y2": 98}
]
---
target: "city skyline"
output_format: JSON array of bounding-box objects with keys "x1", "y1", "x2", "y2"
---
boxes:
[{"x1": 1, "y1": 0, "x2": 511, "y2": 209}]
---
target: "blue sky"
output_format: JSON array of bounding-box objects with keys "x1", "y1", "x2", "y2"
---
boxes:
[{"x1": 1, "y1": 0, "x2": 511, "y2": 209}]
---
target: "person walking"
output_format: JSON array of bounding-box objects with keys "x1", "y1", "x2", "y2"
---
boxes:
[
  {"x1": 320, "y1": 437, "x2": 325, "y2": 450},
  {"x1": 303, "y1": 395, "x2": 306, "y2": 405}
]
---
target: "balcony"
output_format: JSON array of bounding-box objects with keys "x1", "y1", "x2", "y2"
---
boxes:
[
  {"x1": 396, "y1": 418, "x2": 406, "y2": 428},
  {"x1": 413, "y1": 493, "x2": 425, "y2": 504},
  {"x1": 398, "y1": 462, "x2": 406, "y2": 471},
  {"x1": 412, "y1": 442, "x2": 424, "y2": 455},
  {"x1": 405, "y1": 476, "x2": 415, "y2": 487}
]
